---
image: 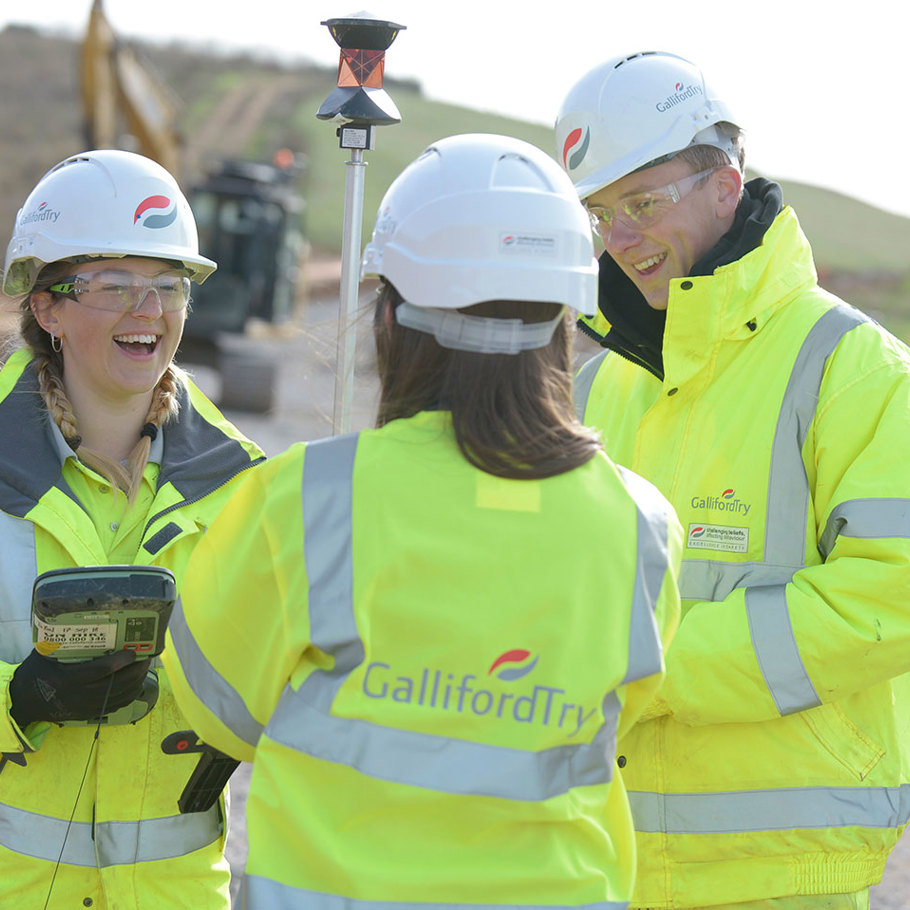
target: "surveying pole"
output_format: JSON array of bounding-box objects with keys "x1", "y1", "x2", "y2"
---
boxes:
[{"x1": 317, "y1": 12, "x2": 405, "y2": 436}]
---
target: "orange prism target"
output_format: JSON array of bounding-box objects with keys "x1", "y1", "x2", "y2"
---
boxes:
[{"x1": 337, "y1": 48, "x2": 385, "y2": 88}]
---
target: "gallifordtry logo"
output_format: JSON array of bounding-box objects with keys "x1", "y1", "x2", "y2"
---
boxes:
[
  {"x1": 21, "y1": 202, "x2": 61, "y2": 224},
  {"x1": 690, "y1": 487, "x2": 751, "y2": 516},
  {"x1": 656, "y1": 81, "x2": 703, "y2": 113},
  {"x1": 362, "y1": 649, "x2": 598, "y2": 738}
]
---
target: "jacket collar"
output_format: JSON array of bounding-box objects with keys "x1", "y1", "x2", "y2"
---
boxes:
[
  {"x1": 0, "y1": 354, "x2": 262, "y2": 518},
  {"x1": 584, "y1": 178, "x2": 784, "y2": 381}
]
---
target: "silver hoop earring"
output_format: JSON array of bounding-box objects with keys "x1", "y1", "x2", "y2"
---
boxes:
[{"x1": 50, "y1": 332, "x2": 62, "y2": 353}]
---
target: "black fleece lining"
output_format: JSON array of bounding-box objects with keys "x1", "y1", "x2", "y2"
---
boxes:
[{"x1": 590, "y1": 178, "x2": 784, "y2": 381}]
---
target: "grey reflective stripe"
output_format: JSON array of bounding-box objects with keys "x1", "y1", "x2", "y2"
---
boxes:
[
  {"x1": 0, "y1": 510, "x2": 38, "y2": 662},
  {"x1": 819, "y1": 498, "x2": 910, "y2": 561},
  {"x1": 299, "y1": 433, "x2": 362, "y2": 712},
  {"x1": 264, "y1": 432, "x2": 646, "y2": 801},
  {"x1": 763, "y1": 304, "x2": 867, "y2": 568},
  {"x1": 168, "y1": 600, "x2": 264, "y2": 747},
  {"x1": 574, "y1": 350, "x2": 608, "y2": 422},
  {"x1": 679, "y1": 305, "x2": 865, "y2": 714},
  {"x1": 617, "y1": 466, "x2": 669, "y2": 683},
  {"x1": 746, "y1": 585, "x2": 820, "y2": 713},
  {"x1": 241, "y1": 874, "x2": 628, "y2": 910},
  {"x1": 628, "y1": 783, "x2": 910, "y2": 835},
  {"x1": 678, "y1": 559, "x2": 793, "y2": 603},
  {"x1": 270, "y1": 694, "x2": 620, "y2": 801},
  {"x1": 746, "y1": 305, "x2": 866, "y2": 712},
  {"x1": 0, "y1": 800, "x2": 221, "y2": 866}
]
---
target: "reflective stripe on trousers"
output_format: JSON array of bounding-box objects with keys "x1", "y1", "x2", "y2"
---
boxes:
[
  {"x1": 0, "y1": 799, "x2": 222, "y2": 866},
  {"x1": 241, "y1": 874, "x2": 630, "y2": 910},
  {"x1": 263, "y1": 432, "x2": 670, "y2": 801}
]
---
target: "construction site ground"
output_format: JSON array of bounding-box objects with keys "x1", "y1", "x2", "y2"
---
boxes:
[{"x1": 186, "y1": 259, "x2": 910, "y2": 908}]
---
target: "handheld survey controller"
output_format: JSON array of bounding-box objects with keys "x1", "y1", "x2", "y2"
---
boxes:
[{"x1": 31, "y1": 565, "x2": 177, "y2": 725}]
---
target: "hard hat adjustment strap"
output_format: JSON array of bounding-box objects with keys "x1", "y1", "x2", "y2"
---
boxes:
[{"x1": 395, "y1": 301, "x2": 564, "y2": 354}]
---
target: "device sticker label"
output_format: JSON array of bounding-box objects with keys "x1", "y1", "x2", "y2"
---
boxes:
[{"x1": 34, "y1": 618, "x2": 117, "y2": 654}]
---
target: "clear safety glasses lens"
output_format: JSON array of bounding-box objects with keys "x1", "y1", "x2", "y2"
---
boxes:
[
  {"x1": 49, "y1": 270, "x2": 191, "y2": 312},
  {"x1": 585, "y1": 167, "x2": 720, "y2": 238}
]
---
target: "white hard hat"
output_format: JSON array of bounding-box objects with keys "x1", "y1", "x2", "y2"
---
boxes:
[
  {"x1": 361, "y1": 133, "x2": 597, "y2": 352},
  {"x1": 555, "y1": 51, "x2": 743, "y2": 199},
  {"x1": 3, "y1": 149, "x2": 216, "y2": 297}
]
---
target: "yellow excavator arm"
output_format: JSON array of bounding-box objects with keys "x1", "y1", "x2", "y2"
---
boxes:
[{"x1": 81, "y1": 0, "x2": 182, "y2": 177}]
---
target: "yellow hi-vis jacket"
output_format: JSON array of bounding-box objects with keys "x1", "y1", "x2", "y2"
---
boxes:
[
  {"x1": 0, "y1": 349, "x2": 265, "y2": 910},
  {"x1": 574, "y1": 206, "x2": 910, "y2": 908},
  {"x1": 164, "y1": 409, "x2": 683, "y2": 909}
]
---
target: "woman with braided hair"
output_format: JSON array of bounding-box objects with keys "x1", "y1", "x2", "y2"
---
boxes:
[
  {"x1": 0, "y1": 150, "x2": 265, "y2": 909},
  {"x1": 19, "y1": 258, "x2": 187, "y2": 503}
]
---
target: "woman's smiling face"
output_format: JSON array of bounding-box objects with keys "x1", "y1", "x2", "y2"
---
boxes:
[{"x1": 32, "y1": 257, "x2": 188, "y2": 407}]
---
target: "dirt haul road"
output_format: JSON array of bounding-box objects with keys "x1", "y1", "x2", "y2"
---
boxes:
[{"x1": 189, "y1": 270, "x2": 910, "y2": 908}]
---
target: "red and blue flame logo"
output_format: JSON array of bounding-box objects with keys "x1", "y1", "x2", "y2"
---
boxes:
[
  {"x1": 562, "y1": 127, "x2": 590, "y2": 172},
  {"x1": 134, "y1": 195, "x2": 177, "y2": 229},
  {"x1": 488, "y1": 649, "x2": 539, "y2": 681}
]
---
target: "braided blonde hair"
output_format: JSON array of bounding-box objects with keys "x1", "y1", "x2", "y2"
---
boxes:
[{"x1": 20, "y1": 261, "x2": 185, "y2": 503}]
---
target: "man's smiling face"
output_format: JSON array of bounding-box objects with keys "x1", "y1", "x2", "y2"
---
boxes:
[{"x1": 585, "y1": 157, "x2": 737, "y2": 310}]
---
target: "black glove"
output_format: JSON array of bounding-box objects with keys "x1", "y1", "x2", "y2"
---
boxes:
[{"x1": 9, "y1": 649, "x2": 151, "y2": 728}]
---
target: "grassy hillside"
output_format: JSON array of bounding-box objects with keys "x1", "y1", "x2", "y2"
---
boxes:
[
  {"x1": 284, "y1": 88, "x2": 560, "y2": 253},
  {"x1": 3, "y1": 24, "x2": 910, "y2": 338}
]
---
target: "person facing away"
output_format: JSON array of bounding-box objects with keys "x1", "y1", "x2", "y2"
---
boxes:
[
  {"x1": 0, "y1": 149, "x2": 265, "y2": 909},
  {"x1": 555, "y1": 50, "x2": 910, "y2": 910},
  {"x1": 162, "y1": 132, "x2": 683, "y2": 909}
]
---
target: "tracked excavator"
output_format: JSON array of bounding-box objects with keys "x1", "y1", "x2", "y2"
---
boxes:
[{"x1": 81, "y1": 0, "x2": 304, "y2": 411}]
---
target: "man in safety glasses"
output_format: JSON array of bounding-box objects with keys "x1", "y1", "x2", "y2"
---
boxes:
[{"x1": 557, "y1": 50, "x2": 910, "y2": 910}]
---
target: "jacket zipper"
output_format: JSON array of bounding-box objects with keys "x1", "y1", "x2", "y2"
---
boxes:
[
  {"x1": 140, "y1": 455, "x2": 266, "y2": 544},
  {"x1": 578, "y1": 321, "x2": 665, "y2": 382}
]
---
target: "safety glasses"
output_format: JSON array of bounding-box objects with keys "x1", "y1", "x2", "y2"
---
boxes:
[
  {"x1": 48, "y1": 269, "x2": 192, "y2": 313},
  {"x1": 584, "y1": 167, "x2": 720, "y2": 241}
]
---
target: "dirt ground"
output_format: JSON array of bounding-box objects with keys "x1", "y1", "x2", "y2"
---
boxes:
[{"x1": 191, "y1": 266, "x2": 910, "y2": 907}]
